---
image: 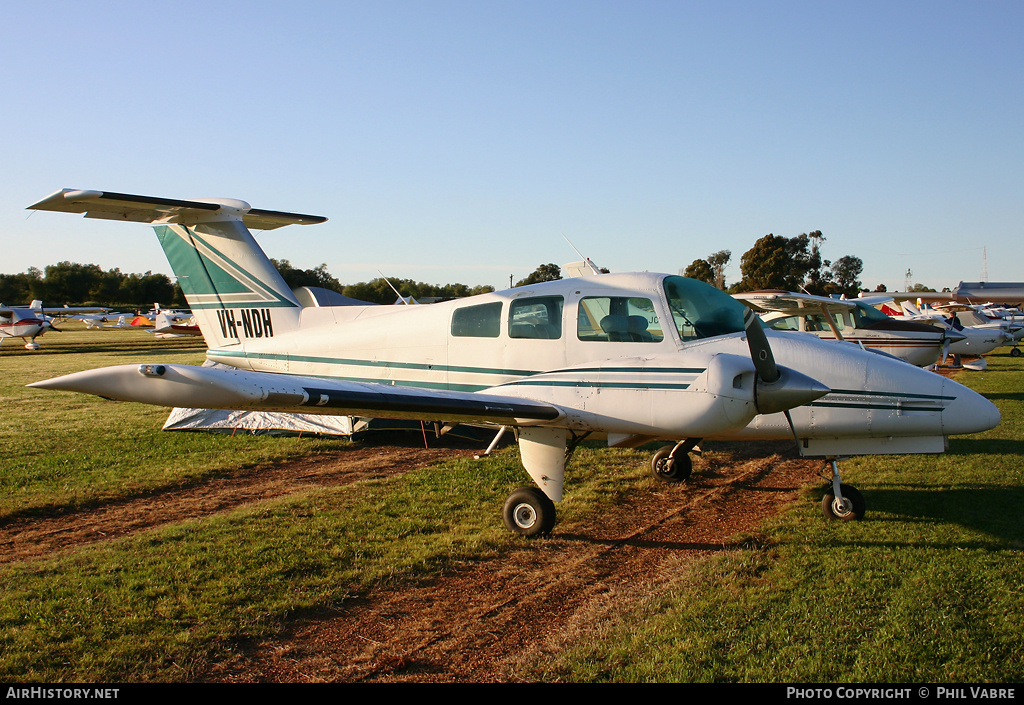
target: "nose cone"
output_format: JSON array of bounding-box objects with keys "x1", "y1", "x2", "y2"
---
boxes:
[{"x1": 941, "y1": 378, "x2": 1000, "y2": 435}]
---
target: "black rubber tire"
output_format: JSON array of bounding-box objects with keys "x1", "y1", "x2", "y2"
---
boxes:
[
  {"x1": 502, "y1": 487, "x2": 557, "y2": 537},
  {"x1": 651, "y1": 445, "x2": 692, "y2": 483},
  {"x1": 822, "y1": 484, "x2": 866, "y2": 521}
]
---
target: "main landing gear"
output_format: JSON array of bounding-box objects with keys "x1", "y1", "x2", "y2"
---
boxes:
[
  {"x1": 819, "y1": 459, "x2": 866, "y2": 521},
  {"x1": 502, "y1": 486, "x2": 557, "y2": 537},
  {"x1": 500, "y1": 429, "x2": 589, "y2": 538}
]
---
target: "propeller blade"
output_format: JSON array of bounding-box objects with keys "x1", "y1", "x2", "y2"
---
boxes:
[
  {"x1": 741, "y1": 308, "x2": 828, "y2": 414},
  {"x1": 743, "y1": 308, "x2": 779, "y2": 384},
  {"x1": 784, "y1": 409, "x2": 801, "y2": 448}
]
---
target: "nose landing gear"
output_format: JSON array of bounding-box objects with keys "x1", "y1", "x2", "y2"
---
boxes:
[
  {"x1": 820, "y1": 459, "x2": 866, "y2": 521},
  {"x1": 649, "y1": 438, "x2": 700, "y2": 483}
]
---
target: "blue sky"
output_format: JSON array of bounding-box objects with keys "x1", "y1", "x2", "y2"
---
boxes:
[{"x1": 2, "y1": 1, "x2": 1021, "y2": 294}]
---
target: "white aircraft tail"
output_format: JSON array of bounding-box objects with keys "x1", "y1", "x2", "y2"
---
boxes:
[
  {"x1": 153, "y1": 220, "x2": 303, "y2": 348},
  {"x1": 28, "y1": 189, "x2": 328, "y2": 350}
]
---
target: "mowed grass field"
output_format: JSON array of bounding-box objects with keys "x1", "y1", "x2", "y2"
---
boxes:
[{"x1": 1, "y1": 325, "x2": 1022, "y2": 682}]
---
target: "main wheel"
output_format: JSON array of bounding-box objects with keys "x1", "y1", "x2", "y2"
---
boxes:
[
  {"x1": 502, "y1": 487, "x2": 556, "y2": 537},
  {"x1": 651, "y1": 445, "x2": 692, "y2": 483},
  {"x1": 1011, "y1": 348, "x2": 1021, "y2": 358},
  {"x1": 822, "y1": 484, "x2": 866, "y2": 521}
]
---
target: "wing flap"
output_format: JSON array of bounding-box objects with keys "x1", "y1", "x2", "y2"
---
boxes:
[{"x1": 28, "y1": 364, "x2": 564, "y2": 426}]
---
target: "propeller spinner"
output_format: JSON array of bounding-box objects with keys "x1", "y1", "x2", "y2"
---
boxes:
[{"x1": 742, "y1": 308, "x2": 829, "y2": 415}]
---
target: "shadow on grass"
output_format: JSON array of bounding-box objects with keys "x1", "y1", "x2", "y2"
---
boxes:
[
  {"x1": 848, "y1": 485, "x2": 1024, "y2": 546},
  {"x1": 949, "y1": 437, "x2": 1024, "y2": 455}
]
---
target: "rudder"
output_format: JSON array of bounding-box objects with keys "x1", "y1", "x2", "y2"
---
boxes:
[{"x1": 154, "y1": 221, "x2": 301, "y2": 349}]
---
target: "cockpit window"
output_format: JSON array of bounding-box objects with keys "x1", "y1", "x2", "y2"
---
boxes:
[{"x1": 662, "y1": 275, "x2": 748, "y2": 341}]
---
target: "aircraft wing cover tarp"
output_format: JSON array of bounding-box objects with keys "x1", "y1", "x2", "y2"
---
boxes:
[{"x1": 163, "y1": 407, "x2": 356, "y2": 436}]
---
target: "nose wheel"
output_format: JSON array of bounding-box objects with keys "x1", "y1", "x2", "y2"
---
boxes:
[
  {"x1": 820, "y1": 459, "x2": 866, "y2": 521},
  {"x1": 650, "y1": 439, "x2": 700, "y2": 483}
]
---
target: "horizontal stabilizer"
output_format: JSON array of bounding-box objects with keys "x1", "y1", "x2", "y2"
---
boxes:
[
  {"x1": 27, "y1": 189, "x2": 327, "y2": 229},
  {"x1": 29, "y1": 364, "x2": 565, "y2": 426}
]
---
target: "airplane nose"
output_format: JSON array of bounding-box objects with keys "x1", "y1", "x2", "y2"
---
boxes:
[{"x1": 941, "y1": 378, "x2": 1000, "y2": 435}]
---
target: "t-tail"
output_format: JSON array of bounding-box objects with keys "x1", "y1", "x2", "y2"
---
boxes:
[{"x1": 27, "y1": 189, "x2": 327, "y2": 350}]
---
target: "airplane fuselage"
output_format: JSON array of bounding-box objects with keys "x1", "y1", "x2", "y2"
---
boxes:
[{"x1": 201, "y1": 272, "x2": 998, "y2": 454}]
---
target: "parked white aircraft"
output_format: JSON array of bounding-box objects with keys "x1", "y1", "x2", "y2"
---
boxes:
[
  {"x1": 933, "y1": 303, "x2": 1024, "y2": 348},
  {"x1": 152, "y1": 311, "x2": 202, "y2": 338},
  {"x1": 26, "y1": 189, "x2": 1000, "y2": 535},
  {"x1": 895, "y1": 301, "x2": 1010, "y2": 361},
  {"x1": 734, "y1": 291, "x2": 964, "y2": 368},
  {"x1": 0, "y1": 301, "x2": 108, "y2": 349}
]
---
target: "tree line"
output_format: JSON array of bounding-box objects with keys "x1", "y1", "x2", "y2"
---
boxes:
[
  {"x1": 518, "y1": 231, "x2": 873, "y2": 298},
  {"x1": 1, "y1": 231, "x2": 873, "y2": 308},
  {"x1": 684, "y1": 230, "x2": 868, "y2": 297},
  {"x1": 0, "y1": 263, "x2": 182, "y2": 309},
  {"x1": 0, "y1": 259, "x2": 496, "y2": 308}
]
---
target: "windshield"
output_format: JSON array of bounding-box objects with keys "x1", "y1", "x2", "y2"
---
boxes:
[
  {"x1": 852, "y1": 302, "x2": 891, "y2": 326},
  {"x1": 662, "y1": 275, "x2": 748, "y2": 341}
]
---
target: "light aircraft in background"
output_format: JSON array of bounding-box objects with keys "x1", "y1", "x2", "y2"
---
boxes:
[
  {"x1": 26, "y1": 189, "x2": 1000, "y2": 535},
  {"x1": 1, "y1": 301, "x2": 108, "y2": 350},
  {"x1": 931, "y1": 302, "x2": 1024, "y2": 351},
  {"x1": 894, "y1": 301, "x2": 1012, "y2": 365},
  {"x1": 151, "y1": 311, "x2": 202, "y2": 338},
  {"x1": 733, "y1": 291, "x2": 965, "y2": 368},
  {"x1": 73, "y1": 311, "x2": 131, "y2": 329}
]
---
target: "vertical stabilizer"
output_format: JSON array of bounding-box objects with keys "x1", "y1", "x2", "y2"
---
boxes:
[
  {"x1": 26, "y1": 189, "x2": 328, "y2": 353},
  {"x1": 154, "y1": 222, "x2": 301, "y2": 349}
]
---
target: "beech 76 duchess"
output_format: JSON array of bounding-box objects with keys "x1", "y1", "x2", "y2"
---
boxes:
[{"x1": 27, "y1": 189, "x2": 1000, "y2": 536}]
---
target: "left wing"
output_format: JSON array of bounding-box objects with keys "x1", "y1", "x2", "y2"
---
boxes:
[
  {"x1": 733, "y1": 290, "x2": 858, "y2": 315},
  {"x1": 28, "y1": 364, "x2": 565, "y2": 426}
]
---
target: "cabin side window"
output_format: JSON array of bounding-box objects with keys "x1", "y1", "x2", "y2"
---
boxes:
[
  {"x1": 802, "y1": 313, "x2": 844, "y2": 332},
  {"x1": 577, "y1": 296, "x2": 664, "y2": 342},
  {"x1": 768, "y1": 317, "x2": 801, "y2": 331},
  {"x1": 451, "y1": 302, "x2": 502, "y2": 338},
  {"x1": 509, "y1": 296, "x2": 563, "y2": 339}
]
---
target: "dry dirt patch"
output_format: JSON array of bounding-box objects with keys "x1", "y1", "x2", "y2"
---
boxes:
[
  {"x1": 0, "y1": 436, "x2": 479, "y2": 564},
  {"x1": 1, "y1": 434, "x2": 822, "y2": 682},
  {"x1": 201, "y1": 443, "x2": 821, "y2": 683}
]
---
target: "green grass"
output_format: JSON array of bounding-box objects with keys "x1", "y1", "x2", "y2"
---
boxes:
[
  {"x1": 1, "y1": 326, "x2": 356, "y2": 516},
  {"x1": 1, "y1": 329, "x2": 1022, "y2": 682},
  {"x1": 528, "y1": 355, "x2": 1024, "y2": 683}
]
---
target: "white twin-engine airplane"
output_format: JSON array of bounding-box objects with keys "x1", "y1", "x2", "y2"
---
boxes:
[{"x1": 27, "y1": 189, "x2": 1001, "y2": 536}]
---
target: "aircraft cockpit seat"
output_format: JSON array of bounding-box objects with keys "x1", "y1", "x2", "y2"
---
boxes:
[
  {"x1": 510, "y1": 322, "x2": 560, "y2": 339},
  {"x1": 627, "y1": 315, "x2": 654, "y2": 341},
  {"x1": 510, "y1": 323, "x2": 535, "y2": 339},
  {"x1": 600, "y1": 315, "x2": 632, "y2": 342},
  {"x1": 534, "y1": 323, "x2": 560, "y2": 339}
]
